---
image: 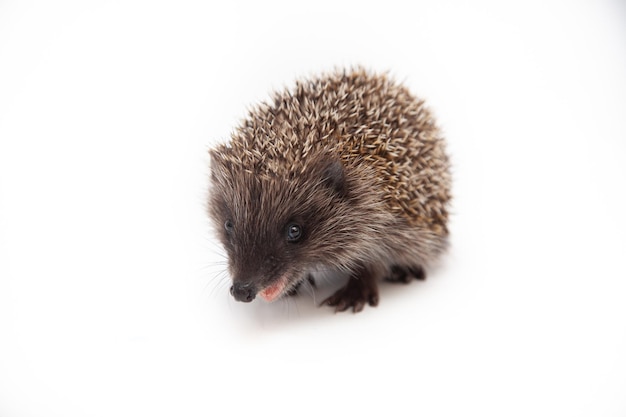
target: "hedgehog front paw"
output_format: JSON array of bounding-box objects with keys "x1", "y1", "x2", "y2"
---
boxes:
[{"x1": 322, "y1": 274, "x2": 379, "y2": 313}]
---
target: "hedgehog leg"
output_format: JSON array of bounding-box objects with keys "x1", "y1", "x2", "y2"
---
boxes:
[
  {"x1": 286, "y1": 275, "x2": 316, "y2": 296},
  {"x1": 384, "y1": 264, "x2": 426, "y2": 283},
  {"x1": 322, "y1": 267, "x2": 379, "y2": 313}
]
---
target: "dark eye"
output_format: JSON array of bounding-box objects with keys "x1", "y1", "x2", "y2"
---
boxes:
[
  {"x1": 224, "y1": 219, "x2": 234, "y2": 233},
  {"x1": 286, "y1": 223, "x2": 303, "y2": 242}
]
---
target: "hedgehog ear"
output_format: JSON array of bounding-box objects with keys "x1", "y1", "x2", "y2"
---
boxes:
[{"x1": 319, "y1": 159, "x2": 346, "y2": 196}]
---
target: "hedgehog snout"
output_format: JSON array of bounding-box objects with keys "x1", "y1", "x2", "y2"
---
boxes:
[{"x1": 230, "y1": 282, "x2": 257, "y2": 303}]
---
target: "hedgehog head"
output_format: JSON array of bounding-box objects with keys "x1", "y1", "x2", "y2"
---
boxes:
[{"x1": 209, "y1": 147, "x2": 371, "y2": 303}]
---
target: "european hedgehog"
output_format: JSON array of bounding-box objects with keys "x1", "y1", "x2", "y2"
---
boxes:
[{"x1": 209, "y1": 68, "x2": 451, "y2": 312}]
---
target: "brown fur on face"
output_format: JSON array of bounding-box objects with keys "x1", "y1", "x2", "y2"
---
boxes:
[
  {"x1": 209, "y1": 150, "x2": 392, "y2": 294},
  {"x1": 208, "y1": 68, "x2": 451, "y2": 306}
]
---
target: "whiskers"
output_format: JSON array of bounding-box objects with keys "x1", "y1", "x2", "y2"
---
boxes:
[
  {"x1": 197, "y1": 240, "x2": 231, "y2": 300},
  {"x1": 203, "y1": 268, "x2": 230, "y2": 298}
]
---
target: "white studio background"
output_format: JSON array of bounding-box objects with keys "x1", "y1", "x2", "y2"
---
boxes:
[{"x1": 1, "y1": 1, "x2": 625, "y2": 416}]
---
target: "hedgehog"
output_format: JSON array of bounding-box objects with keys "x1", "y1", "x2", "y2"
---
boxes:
[{"x1": 208, "y1": 68, "x2": 451, "y2": 313}]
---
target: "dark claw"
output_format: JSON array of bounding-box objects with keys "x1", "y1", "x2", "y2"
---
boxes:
[
  {"x1": 368, "y1": 293, "x2": 379, "y2": 306},
  {"x1": 336, "y1": 300, "x2": 350, "y2": 312},
  {"x1": 353, "y1": 300, "x2": 365, "y2": 313}
]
